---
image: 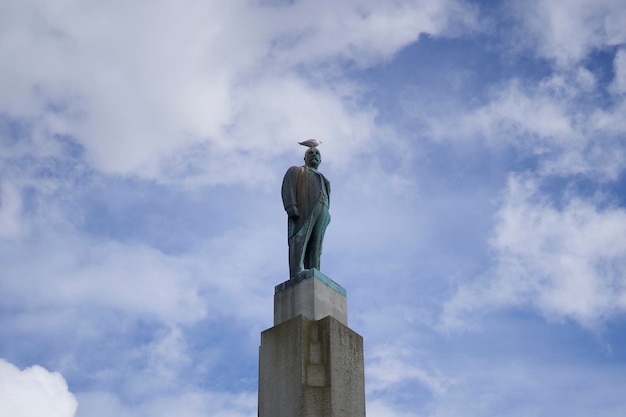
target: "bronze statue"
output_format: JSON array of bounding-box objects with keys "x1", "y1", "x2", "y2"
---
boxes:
[{"x1": 281, "y1": 146, "x2": 330, "y2": 279}]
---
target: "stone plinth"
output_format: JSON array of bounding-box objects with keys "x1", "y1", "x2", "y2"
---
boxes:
[
  {"x1": 274, "y1": 269, "x2": 348, "y2": 326},
  {"x1": 258, "y1": 315, "x2": 366, "y2": 417}
]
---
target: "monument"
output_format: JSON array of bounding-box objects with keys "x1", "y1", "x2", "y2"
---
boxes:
[{"x1": 258, "y1": 142, "x2": 366, "y2": 417}]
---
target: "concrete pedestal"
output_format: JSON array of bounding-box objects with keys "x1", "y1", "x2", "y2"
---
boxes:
[
  {"x1": 274, "y1": 269, "x2": 347, "y2": 326},
  {"x1": 258, "y1": 315, "x2": 365, "y2": 417},
  {"x1": 258, "y1": 271, "x2": 365, "y2": 417}
]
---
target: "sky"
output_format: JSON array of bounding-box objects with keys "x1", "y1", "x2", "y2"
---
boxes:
[{"x1": 1, "y1": 0, "x2": 626, "y2": 416}]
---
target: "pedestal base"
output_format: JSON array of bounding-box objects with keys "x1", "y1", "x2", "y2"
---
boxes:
[
  {"x1": 258, "y1": 315, "x2": 366, "y2": 417},
  {"x1": 274, "y1": 269, "x2": 348, "y2": 326}
]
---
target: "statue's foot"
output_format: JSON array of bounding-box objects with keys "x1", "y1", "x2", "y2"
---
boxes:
[{"x1": 293, "y1": 268, "x2": 320, "y2": 281}]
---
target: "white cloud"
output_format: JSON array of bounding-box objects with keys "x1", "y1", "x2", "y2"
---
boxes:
[
  {"x1": 76, "y1": 390, "x2": 256, "y2": 417},
  {"x1": 162, "y1": 73, "x2": 382, "y2": 186},
  {"x1": 366, "y1": 399, "x2": 421, "y2": 417},
  {"x1": 0, "y1": 181, "x2": 25, "y2": 239},
  {"x1": 140, "y1": 326, "x2": 191, "y2": 384},
  {"x1": 0, "y1": 218, "x2": 285, "y2": 327},
  {"x1": 0, "y1": 220, "x2": 278, "y2": 406},
  {"x1": 512, "y1": 0, "x2": 626, "y2": 67},
  {"x1": 0, "y1": 236, "x2": 207, "y2": 324},
  {"x1": 0, "y1": 0, "x2": 478, "y2": 185},
  {"x1": 447, "y1": 70, "x2": 626, "y2": 180},
  {"x1": 442, "y1": 175, "x2": 626, "y2": 330},
  {"x1": 611, "y1": 48, "x2": 626, "y2": 95},
  {"x1": 408, "y1": 1, "x2": 626, "y2": 187},
  {"x1": 367, "y1": 344, "x2": 455, "y2": 395},
  {"x1": 0, "y1": 359, "x2": 78, "y2": 417},
  {"x1": 462, "y1": 78, "x2": 578, "y2": 142},
  {"x1": 263, "y1": 0, "x2": 480, "y2": 68}
]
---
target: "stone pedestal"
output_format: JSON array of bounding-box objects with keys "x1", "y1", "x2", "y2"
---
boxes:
[
  {"x1": 274, "y1": 269, "x2": 347, "y2": 326},
  {"x1": 258, "y1": 270, "x2": 365, "y2": 417}
]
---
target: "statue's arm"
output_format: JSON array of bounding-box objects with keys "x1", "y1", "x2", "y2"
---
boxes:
[
  {"x1": 281, "y1": 167, "x2": 300, "y2": 218},
  {"x1": 322, "y1": 175, "x2": 330, "y2": 205}
]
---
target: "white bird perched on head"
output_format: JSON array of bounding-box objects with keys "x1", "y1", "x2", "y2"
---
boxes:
[{"x1": 298, "y1": 139, "x2": 322, "y2": 148}]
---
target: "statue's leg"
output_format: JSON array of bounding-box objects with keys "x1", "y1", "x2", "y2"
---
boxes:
[
  {"x1": 288, "y1": 234, "x2": 304, "y2": 279},
  {"x1": 305, "y1": 205, "x2": 330, "y2": 270},
  {"x1": 289, "y1": 211, "x2": 318, "y2": 278}
]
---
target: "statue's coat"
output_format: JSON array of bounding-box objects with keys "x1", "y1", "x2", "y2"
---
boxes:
[{"x1": 281, "y1": 166, "x2": 331, "y2": 238}]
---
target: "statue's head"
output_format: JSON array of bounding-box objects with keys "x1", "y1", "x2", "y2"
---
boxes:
[{"x1": 304, "y1": 147, "x2": 321, "y2": 169}]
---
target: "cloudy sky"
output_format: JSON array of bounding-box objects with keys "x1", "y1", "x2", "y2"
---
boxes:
[{"x1": 2, "y1": 0, "x2": 626, "y2": 416}]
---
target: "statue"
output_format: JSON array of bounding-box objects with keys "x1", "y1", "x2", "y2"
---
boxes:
[{"x1": 281, "y1": 145, "x2": 330, "y2": 279}]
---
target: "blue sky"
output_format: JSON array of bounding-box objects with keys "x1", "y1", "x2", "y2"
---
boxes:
[{"x1": 1, "y1": 0, "x2": 626, "y2": 416}]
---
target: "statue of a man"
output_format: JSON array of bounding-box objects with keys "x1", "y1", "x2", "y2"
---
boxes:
[{"x1": 281, "y1": 147, "x2": 331, "y2": 279}]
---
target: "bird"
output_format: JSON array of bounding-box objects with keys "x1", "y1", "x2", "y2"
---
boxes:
[{"x1": 298, "y1": 139, "x2": 322, "y2": 148}]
